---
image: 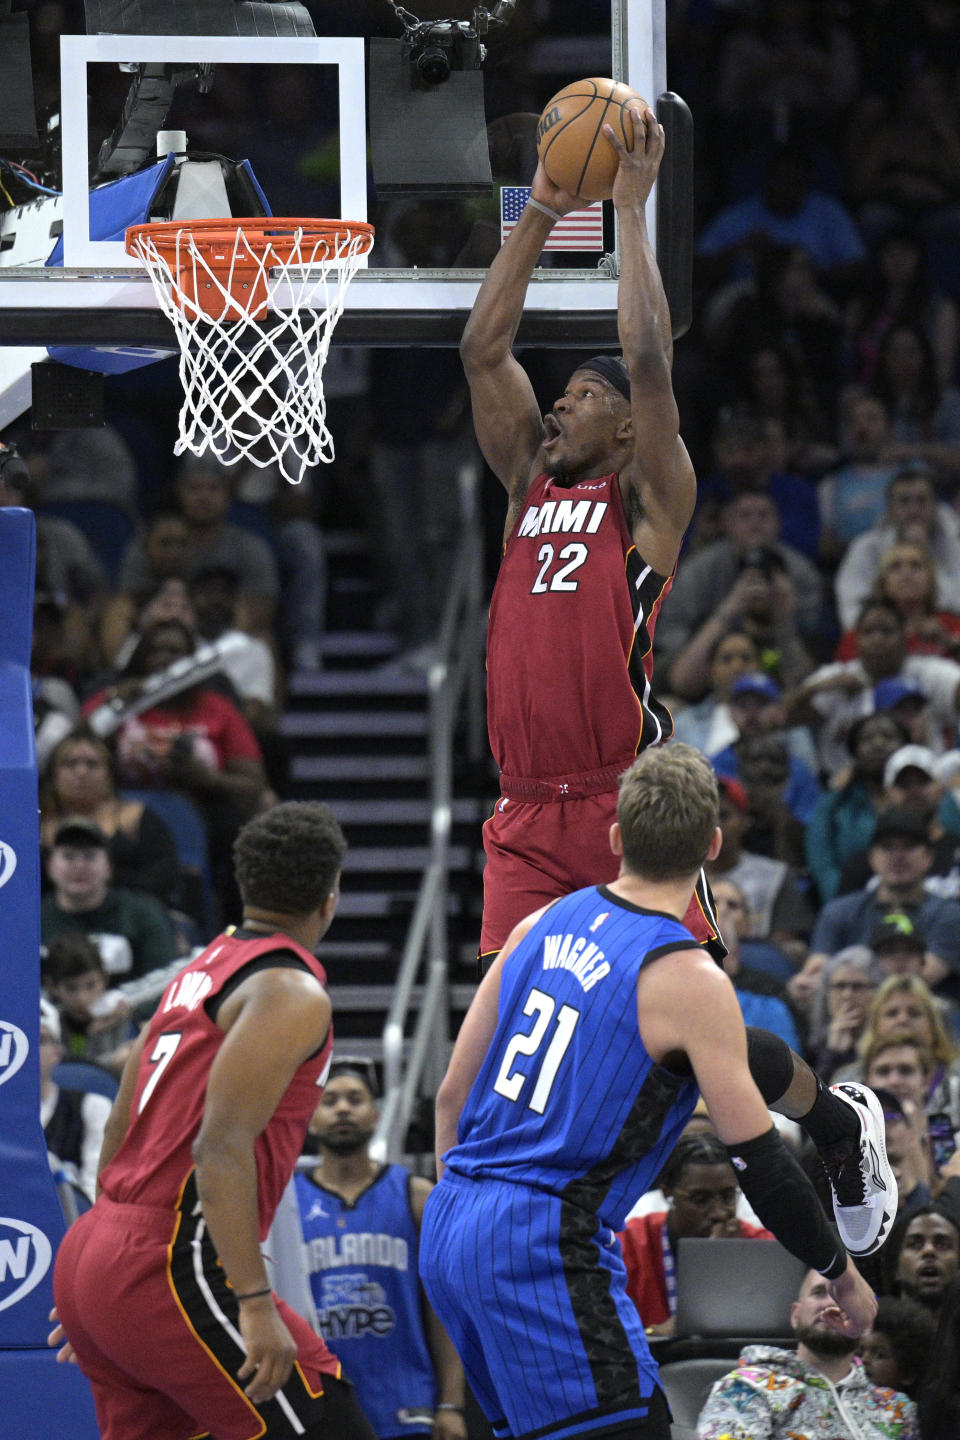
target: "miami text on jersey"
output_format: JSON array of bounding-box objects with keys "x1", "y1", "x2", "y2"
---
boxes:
[{"x1": 517, "y1": 499, "x2": 608, "y2": 538}]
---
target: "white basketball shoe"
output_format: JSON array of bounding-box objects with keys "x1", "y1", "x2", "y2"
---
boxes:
[{"x1": 821, "y1": 1082, "x2": 896, "y2": 1256}]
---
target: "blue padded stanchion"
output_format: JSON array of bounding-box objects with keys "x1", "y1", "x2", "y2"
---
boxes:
[{"x1": 0, "y1": 508, "x2": 98, "y2": 1436}]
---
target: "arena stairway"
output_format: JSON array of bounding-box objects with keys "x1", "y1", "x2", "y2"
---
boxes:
[{"x1": 281, "y1": 526, "x2": 493, "y2": 1068}]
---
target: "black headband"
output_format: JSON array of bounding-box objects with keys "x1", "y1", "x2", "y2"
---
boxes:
[{"x1": 577, "y1": 355, "x2": 631, "y2": 402}]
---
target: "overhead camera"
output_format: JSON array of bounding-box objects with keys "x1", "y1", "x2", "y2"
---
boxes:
[
  {"x1": 401, "y1": 0, "x2": 516, "y2": 88},
  {"x1": 404, "y1": 19, "x2": 483, "y2": 87}
]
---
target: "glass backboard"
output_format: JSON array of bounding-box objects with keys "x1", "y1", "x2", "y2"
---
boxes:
[{"x1": 0, "y1": 1, "x2": 683, "y2": 426}]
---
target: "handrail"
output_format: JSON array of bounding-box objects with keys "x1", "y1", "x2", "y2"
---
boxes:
[{"x1": 372, "y1": 456, "x2": 485, "y2": 1163}]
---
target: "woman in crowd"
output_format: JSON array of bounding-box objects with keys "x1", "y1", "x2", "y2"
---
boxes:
[
  {"x1": 670, "y1": 629, "x2": 760, "y2": 751},
  {"x1": 834, "y1": 540, "x2": 960, "y2": 661},
  {"x1": 847, "y1": 975, "x2": 960, "y2": 1127},
  {"x1": 99, "y1": 574, "x2": 197, "y2": 672},
  {"x1": 845, "y1": 226, "x2": 958, "y2": 391},
  {"x1": 804, "y1": 710, "x2": 910, "y2": 903},
  {"x1": 870, "y1": 321, "x2": 960, "y2": 485},
  {"x1": 39, "y1": 726, "x2": 180, "y2": 909},
  {"x1": 81, "y1": 620, "x2": 270, "y2": 907},
  {"x1": 805, "y1": 946, "x2": 881, "y2": 1081}
]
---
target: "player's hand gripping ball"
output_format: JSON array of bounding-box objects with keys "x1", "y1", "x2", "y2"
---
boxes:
[{"x1": 536, "y1": 77, "x2": 648, "y2": 203}]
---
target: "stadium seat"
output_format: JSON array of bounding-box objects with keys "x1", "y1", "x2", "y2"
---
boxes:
[
  {"x1": 120, "y1": 787, "x2": 216, "y2": 934},
  {"x1": 36, "y1": 498, "x2": 138, "y2": 586},
  {"x1": 659, "y1": 1358, "x2": 734, "y2": 1437},
  {"x1": 51, "y1": 1059, "x2": 120, "y2": 1100}
]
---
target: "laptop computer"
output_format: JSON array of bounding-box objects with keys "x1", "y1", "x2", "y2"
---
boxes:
[{"x1": 673, "y1": 1238, "x2": 808, "y2": 1340}]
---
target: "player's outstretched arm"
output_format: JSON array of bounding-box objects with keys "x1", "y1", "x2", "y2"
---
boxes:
[
  {"x1": 636, "y1": 950, "x2": 876, "y2": 1336},
  {"x1": 193, "y1": 966, "x2": 332, "y2": 1405},
  {"x1": 606, "y1": 104, "x2": 695, "y2": 576},
  {"x1": 435, "y1": 949, "x2": 506, "y2": 1177},
  {"x1": 435, "y1": 907, "x2": 546, "y2": 1174},
  {"x1": 461, "y1": 163, "x2": 583, "y2": 508}
]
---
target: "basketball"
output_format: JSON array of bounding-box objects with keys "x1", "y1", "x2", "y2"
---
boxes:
[{"x1": 536, "y1": 77, "x2": 648, "y2": 203}]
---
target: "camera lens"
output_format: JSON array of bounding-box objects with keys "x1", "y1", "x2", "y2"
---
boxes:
[{"x1": 416, "y1": 44, "x2": 451, "y2": 85}]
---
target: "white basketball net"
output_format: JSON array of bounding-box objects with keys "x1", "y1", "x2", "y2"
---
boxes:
[{"x1": 127, "y1": 222, "x2": 372, "y2": 485}]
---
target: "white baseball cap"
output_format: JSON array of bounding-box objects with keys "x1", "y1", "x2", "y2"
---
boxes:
[{"x1": 884, "y1": 744, "x2": 938, "y2": 790}]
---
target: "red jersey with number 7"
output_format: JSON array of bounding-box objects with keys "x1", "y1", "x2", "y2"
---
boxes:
[
  {"x1": 486, "y1": 471, "x2": 675, "y2": 782},
  {"x1": 98, "y1": 929, "x2": 332, "y2": 1236}
]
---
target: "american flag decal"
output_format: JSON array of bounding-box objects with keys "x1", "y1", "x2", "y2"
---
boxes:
[{"x1": 500, "y1": 187, "x2": 605, "y2": 252}]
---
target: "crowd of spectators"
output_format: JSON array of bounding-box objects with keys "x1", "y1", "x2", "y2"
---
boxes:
[{"x1": 8, "y1": 5, "x2": 960, "y2": 1433}]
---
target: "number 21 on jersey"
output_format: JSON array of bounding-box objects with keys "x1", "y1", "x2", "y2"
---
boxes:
[{"x1": 493, "y1": 988, "x2": 580, "y2": 1113}]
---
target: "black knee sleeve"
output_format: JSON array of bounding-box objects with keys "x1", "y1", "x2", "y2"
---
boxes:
[{"x1": 745, "y1": 1026, "x2": 796, "y2": 1106}]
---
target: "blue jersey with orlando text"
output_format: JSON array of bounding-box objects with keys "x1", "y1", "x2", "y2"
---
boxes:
[
  {"x1": 295, "y1": 1164, "x2": 435, "y2": 1438},
  {"x1": 444, "y1": 884, "x2": 700, "y2": 1231}
]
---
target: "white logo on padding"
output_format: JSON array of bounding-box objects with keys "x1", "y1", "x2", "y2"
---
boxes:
[
  {"x1": 0, "y1": 1219, "x2": 52, "y2": 1311},
  {"x1": 0, "y1": 1023, "x2": 28, "y2": 1087},
  {"x1": 0, "y1": 842, "x2": 16, "y2": 891}
]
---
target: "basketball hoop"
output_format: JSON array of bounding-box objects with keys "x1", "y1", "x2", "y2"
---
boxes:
[{"x1": 125, "y1": 217, "x2": 375, "y2": 484}]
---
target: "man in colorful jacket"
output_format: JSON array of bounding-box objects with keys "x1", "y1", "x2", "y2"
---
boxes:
[{"x1": 697, "y1": 1268, "x2": 918, "y2": 1439}]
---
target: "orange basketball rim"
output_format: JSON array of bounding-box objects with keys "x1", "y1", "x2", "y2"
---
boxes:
[{"x1": 126, "y1": 216, "x2": 375, "y2": 321}]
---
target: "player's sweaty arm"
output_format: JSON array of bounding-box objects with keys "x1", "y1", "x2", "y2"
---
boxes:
[
  {"x1": 193, "y1": 966, "x2": 331, "y2": 1404},
  {"x1": 435, "y1": 909, "x2": 545, "y2": 1175},
  {"x1": 96, "y1": 1025, "x2": 149, "y2": 1188},
  {"x1": 460, "y1": 163, "x2": 582, "y2": 505},
  {"x1": 608, "y1": 105, "x2": 695, "y2": 575},
  {"x1": 636, "y1": 949, "x2": 876, "y2": 1336}
]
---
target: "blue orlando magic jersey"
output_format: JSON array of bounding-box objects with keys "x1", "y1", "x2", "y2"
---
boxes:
[
  {"x1": 445, "y1": 885, "x2": 700, "y2": 1231},
  {"x1": 295, "y1": 1164, "x2": 436, "y2": 1438}
]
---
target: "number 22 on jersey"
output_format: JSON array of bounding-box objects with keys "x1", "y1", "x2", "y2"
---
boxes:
[
  {"x1": 493, "y1": 988, "x2": 580, "y2": 1113},
  {"x1": 531, "y1": 542, "x2": 588, "y2": 594}
]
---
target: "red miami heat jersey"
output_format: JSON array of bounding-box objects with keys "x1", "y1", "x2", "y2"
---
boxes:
[
  {"x1": 486, "y1": 471, "x2": 675, "y2": 781},
  {"x1": 99, "y1": 929, "x2": 332, "y2": 1236}
]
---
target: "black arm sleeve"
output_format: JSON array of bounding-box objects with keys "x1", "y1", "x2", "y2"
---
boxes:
[{"x1": 727, "y1": 1125, "x2": 847, "y2": 1280}]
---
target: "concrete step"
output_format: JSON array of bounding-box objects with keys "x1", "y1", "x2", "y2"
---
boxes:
[
  {"x1": 289, "y1": 670, "x2": 428, "y2": 700},
  {"x1": 328, "y1": 983, "x2": 478, "y2": 1013},
  {"x1": 345, "y1": 845, "x2": 472, "y2": 874},
  {"x1": 281, "y1": 711, "x2": 429, "y2": 739},
  {"x1": 318, "y1": 631, "x2": 398, "y2": 661},
  {"x1": 291, "y1": 754, "x2": 430, "y2": 784},
  {"x1": 333, "y1": 890, "x2": 461, "y2": 918},
  {"x1": 329, "y1": 797, "x2": 486, "y2": 826}
]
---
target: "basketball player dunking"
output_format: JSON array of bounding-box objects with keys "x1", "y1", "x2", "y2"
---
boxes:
[{"x1": 465, "y1": 103, "x2": 720, "y2": 969}]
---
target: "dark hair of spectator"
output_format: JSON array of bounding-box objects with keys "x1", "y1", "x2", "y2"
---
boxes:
[
  {"x1": 189, "y1": 565, "x2": 239, "y2": 595},
  {"x1": 657, "y1": 1132, "x2": 731, "y2": 1192},
  {"x1": 42, "y1": 933, "x2": 107, "y2": 986},
  {"x1": 917, "y1": 1275, "x2": 960, "y2": 1437},
  {"x1": 882, "y1": 1203, "x2": 960, "y2": 1296},
  {"x1": 873, "y1": 321, "x2": 944, "y2": 424},
  {"x1": 328, "y1": 1058, "x2": 380, "y2": 1099},
  {"x1": 857, "y1": 228, "x2": 937, "y2": 329},
  {"x1": 856, "y1": 597, "x2": 905, "y2": 631},
  {"x1": 867, "y1": 1294, "x2": 937, "y2": 1400},
  {"x1": 123, "y1": 619, "x2": 196, "y2": 677},
  {"x1": 42, "y1": 725, "x2": 118, "y2": 801},
  {"x1": 233, "y1": 801, "x2": 347, "y2": 916},
  {"x1": 845, "y1": 711, "x2": 910, "y2": 759}
]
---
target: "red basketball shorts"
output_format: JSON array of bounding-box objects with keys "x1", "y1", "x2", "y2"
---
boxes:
[
  {"x1": 54, "y1": 1197, "x2": 340, "y2": 1440},
  {"x1": 479, "y1": 789, "x2": 724, "y2": 966}
]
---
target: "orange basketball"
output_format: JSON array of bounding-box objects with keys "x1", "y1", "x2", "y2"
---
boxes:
[{"x1": 536, "y1": 77, "x2": 647, "y2": 202}]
